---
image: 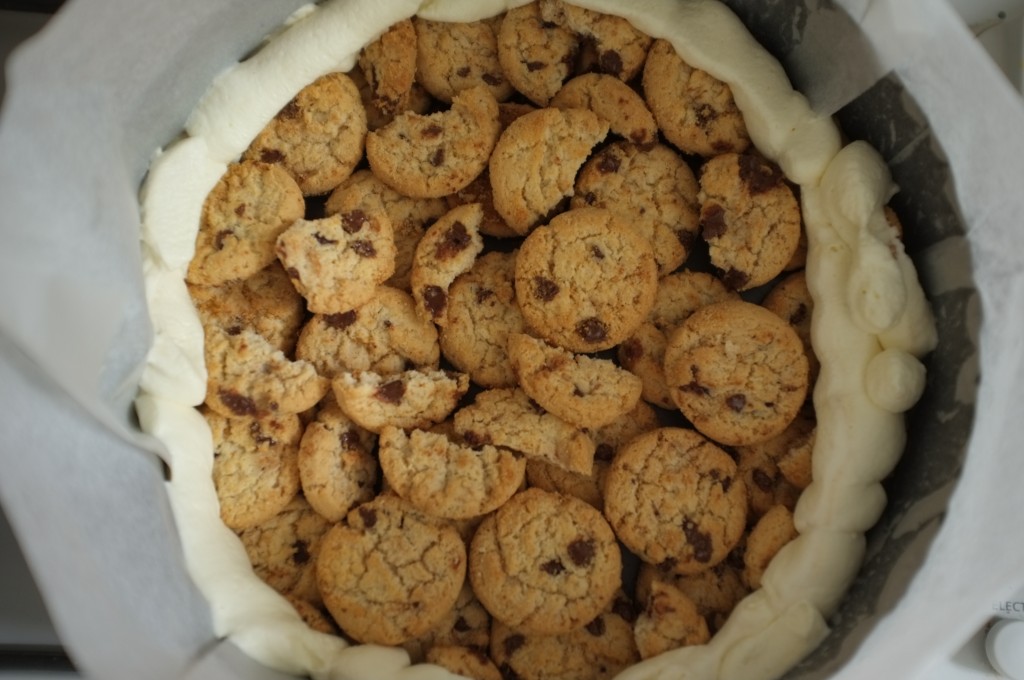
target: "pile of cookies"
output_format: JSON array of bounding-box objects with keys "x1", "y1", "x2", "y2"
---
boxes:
[{"x1": 186, "y1": 2, "x2": 839, "y2": 678}]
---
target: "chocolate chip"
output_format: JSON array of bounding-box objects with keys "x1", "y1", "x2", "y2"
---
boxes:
[
  {"x1": 249, "y1": 421, "x2": 276, "y2": 446},
  {"x1": 456, "y1": 66, "x2": 471, "y2": 77},
  {"x1": 598, "y1": 49, "x2": 623, "y2": 76},
  {"x1": 234, "y1": 204, "x2": 246, "y2": 217},
  {"x1": 682, "y1": 380, "x2": 710, "y2": 396},
  {"x1": 338, "y1": 430, "x2": 361, "y2": 450},
  {"x1": 533, "y1": 276, "x2": 560, "y2": 301},
  {"x1": 350, "y1": 240, "x2": 377, "y2": 258},
  {"x1": 568, "y1": 538, "x2": 595, "y2": 566},
  {"x1": 259, "y1": 149, "x2": 285, "y2": 163},
  {"x1": 585, "y1": 616, "x2": 606, "y2": 636},
  {"x1": 752, "y1": 468, "x2": 775, "y2": 492},
  {"x1": 613, "y1": 595, "x2": 639, "y2": 623},
  {"x1": 503, "y1": 634, "x2": 525, "y2": 656},
  {"x1": 597, "y1": 153, "x2": 620, "y2": 174},
  {"x1": 430, "y1": 148, "x2": 445, "y2": 167},
  {"x1": 576, "y1": 317, "x2": 608, "y2": 344},
  {"x1": 526, "y1": 60, "x2": 546, "y2": 72},
  {"x1": 422, "y1": 285, "x2": 448, "y2": 318},
  {"x1": 682, "y1": 518, "x2": 713, "y2": 563},
  {"x1": 453, "y1": 616, "x2": 470, "y2": 632},
  {"x1": 422, "y1": 124, "x2": 443, "y2": 139},
  {"x1": 722, "y1": 268, "x2": 750, "y2": 290},
  {"x1": 219, "y1": 389, "x2": 258, "y2": 417},
  {"x1": 595, "y1": 443, "x2": 615, "y2": 462},
  {"x1": 314, "y1": 231, "x2": 337, "y2": 245},
  {"x1": 476, "y1": 287, "x2": 495, "y2": 304},
  {"x1": 590, "y1": 245, "x2": 605, "y2": 259},
  {"x1": 695, "y1": 103, "x2": 718, "y2": 128},
  {"x1": 358, "y1": 506, "x2": 378, "y2": 528},
  {"x1": 583, "y1": 191, "x2": 599, "y2": 205},
  {"x1": 541, "y1": 559, "x2": 566, "y2": 575},
  {"x1": 619, "y1": 338, "x2": 643, "y2": 366},
  {"x1": 374, "y1": 379, "x2": 406, "y2": 404},
  {"x1": 342, "y1": 209, "x2": 369, "y2": 234},
  {"x1": 435, "y1": 221, "x2": 472, "y2": 260},
  {"x1": 482, "y1": 72, "x2": 504, "y2": 86},
  {"x1": 790, "y1": 303, "x2": 809, "y2": 326},
  {"x1": 658, "y1": 557, "x2": 678, "y2": 573},
  {"x1": 701, "y1": 203, "x2": 727, "y2": 239},
  {"x1": 737, "y1": 154, "x2": 785, "y2": 194},
  {"x1": 291, "y1": 539, "x2": 311, "y2": 565},
  {"x1": 720, "y1": 475, "x2": 733, "y2": 492},
  {"x1": 463, "y1": 431, "x2": 491, "y2": 448},
  {"x1": 279, "y1": 99, "x2": 301, "y2": 120},
  {"x1": 225, "y1": 325, "x2": 243, "y2": 336},
  {"x1": 676, "y1": 229, "x2": 697, "y2": 251},
  {"x1": 726, "y1": 393, "x2": 746, "y2": 412},
  {"x1": 214, "y1": 229, "x2": 233, "y2": 250},
  {"x1": 325, "y1": 310, "x2": 357, "y2": 330}
]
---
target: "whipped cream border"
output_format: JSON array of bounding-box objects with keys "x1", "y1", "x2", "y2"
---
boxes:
[{"x1": 135, "y1": 1, "x2": 937, "y2": 679}]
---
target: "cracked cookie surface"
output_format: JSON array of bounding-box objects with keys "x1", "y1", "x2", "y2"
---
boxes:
[
  {"x1": 698, "y1": 152, "x2": 802, "y2": 291},
  {"x1": 295, "y1": 286, "x2": 439, "y2": 379},
  {"x1": 497, "y1": 3, "x2": 579, "y2": 106},
  {"x1": 414, "y1": 17, "x2": 514, "y2": 103},
  {"x1": 316, "y1": 494, "x2": 467, "y2": 645},
  {"x1": 366, "y1": 84, "x2": 501, "y2": 199},
  {"x1": 243, "y1": 72, "x2": 367, "y2": 196},
  {"x1": 514, "y1": 207, "x2": 657, "y2": 352},
  {"x1": 604, "y1": 427, "x2": 747, "y2": 576},
  {"x1": 410, "y1": 203, "x2": 486, "y2": 325},
  {"x1": 187, "y1": 161, "x2": 305, "y2": 286},
  {"x1": 538, "y1": 0, "x2": 653, "y2": 82},
  {"x1": 573, "y1": 141, "x2": 700, "y2": 277},
  {"x1": 275, "y1": 201, "x2": 397, "y2": 314},
  {"x1": 440, "y1": 250, "x2": 526, "y2": 388},
  {"x1": 358, "y1": 19, "x2": 418, "y2": 118},
  {"x1": 633, "y1": 579, "x2": 710, "y2": 659},
  {"x1": 663, "y1": 300, "x2": 809, "y2": 446},
  {"x1": 489, "y1": 108, "x2": 609, "y2": 235},
  {"x1": 508, "y1": 332, "x2": 642, "y2": 429},
  {"x1": 550, "y1": 73, "x2": 658, "y2": 149},
  {"x1": 469, "y1": 488, "x2": 621, "y2": 635},
  {"x1": 332, "y1": 368, "x2": 470, "y2": 433},
  {"x1": 379, "y1": 426, "x2": 526, "y2": 519},
  {"x1": 207, "y1": 409, "x2": 302, "y2": 531},
  {"x1": 642, "y1": 39, "x2": 749, "y2": 157}
]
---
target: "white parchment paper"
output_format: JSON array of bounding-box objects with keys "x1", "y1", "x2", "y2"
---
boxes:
[{"x1": 0, "y1": 0, "x2": 1022, "y2": 678}]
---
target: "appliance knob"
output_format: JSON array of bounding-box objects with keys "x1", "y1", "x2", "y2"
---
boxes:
[{"x1": 987, "y1": 619, "x2": 1024, "y2": 678}]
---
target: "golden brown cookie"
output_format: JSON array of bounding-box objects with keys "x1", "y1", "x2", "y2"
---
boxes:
[
  {"x1": 635, "y1": 560, "x2": 749, "y2": 634},
  {"x1": 378, "y1": 426, "x2": 526, "y2": 520},
  {"x1": 350, "y1": 64, "x2": 434, "y2": 132},
  {"x1": 238, "y1": 495, "x2": 331, "y2": 603},
  {"x1": 649, "y1": 270, "x2": 741, "y2": 333},
  {"x1": 316, "y1": 494, "x2": 467, "y2": 645},
  {"x1": 332, "y1": 368, "x2": 470, "y2": 433},
  {"x1": 488, "y1": 592, "x2": 640, "y2": 680},
  {"x1": 507, "y1": 332, "x2": 642, "y2": 429},
  {"x1": 188, "y1": 261, "x2": 306, "y2": 354},
  {"x1": 206, "y1": 409, "x2": 302, "y2": 531},
  {"x1": 243, "y1": 72, "x2": 367, "y2": 196},
  {"x1": 297, "y1": 395, "x2": 379, "y2": 522},
  {"x1": 497, "y1": 2, "x2": 580, "y2": 106},
  {"x1": 633, "y1": 579, "x2": 711, "y2": 659},
  {"x1": 734, "y1": 438, "x2": 803, "y2": 521},
  {"x1": 604, "y1": 427, "x2": 747, "y2": 576},
  {"x1": 186, "y1": 161, "x2": 305, "y2": 286},
  {"x1": 414, "y1": 17, "x2": 514, "y2": 103},
  {"x1": 439, "y1": 250, "x2": 526, "y2": 389},
  {"x1": 402, "y1": 581, "x2": 492, "y2": 663},
  {"x1": 425, "y1": 645, "x2": 502, "y2": 680},
  {"x1": 489, "y1": 108, "x2": 609, "y2": 235},
  {"x1": 357, "y1": 19, "x2": 418, "y2": 117},
  {"x1": 410, "y1": 203, "x2": 486, "y2": 325},
  {"x1": 762, "y1": 269, "x2": 819, "y2": 383},
  {"x1": 469, "y1": 488, "x2": 622, "y2": 635},
  {"x1": 663, "y1": 300, "x2": 809, "y2": 447},
  {"x1": 742, "y1": 504, "x2": 798, "y2": 589},
  {"x1": 203, "y1": 327, "x2": 328, "y2": 419},
  {"x1": 294, "y1": 286, "x2": 440, "y2": 379},
  {"x1": 514, "y1": 207, "x2": 658, "y2": 352},
  {"x1": 454, "y1": 387, "x2": 596, "y2": 476},
  {"x1": 698, "y1": 152, "x2": 802, "y2": 291},
  {"x1": 642, "y1": 39, "x2": 750, "y2": 156},
  {"x1": 324, "y1": 169, "x2": 449, "y2": 292},
  {"x1": 573, "y1": 141, "x2": 701, "y2": 277},
  {"x1": 538, "y1": 0, "x2": 653, "y2": 82},
  {"x1": 366, "y1": 84, "x2": 501, "y2": 199},
  {"x1": 551, "y1": 73, "x2": 658, "y2": 149},
  {"x1": 275, "y1": 206, "x2": 397, "y2": 315},
  {"x1": 617, "y1": 322, "x2": 675, "y2": 410}
]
